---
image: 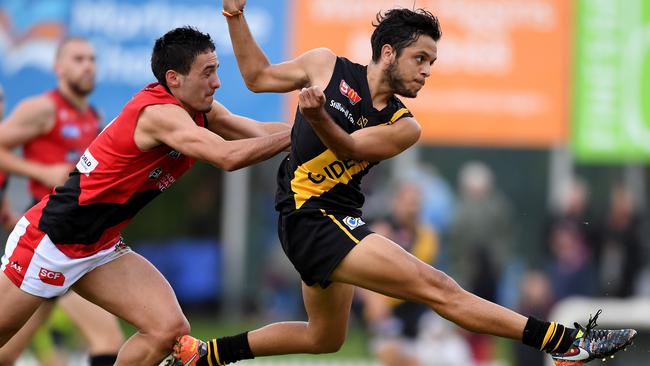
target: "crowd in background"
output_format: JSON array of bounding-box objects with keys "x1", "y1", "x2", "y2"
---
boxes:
[{"x1": 248, "y1": 157, "x2": 648, "y2": 366}]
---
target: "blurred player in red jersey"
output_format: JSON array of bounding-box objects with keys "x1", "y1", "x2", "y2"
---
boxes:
[
  {"x1": 0, "y1": 26, "x2": 291, "y2": 366},
  {"x1": 0, "y1": 38, "x2": 124, "y2": 366},
  {"x1": 0, "y1": 82, "x2": 18, "y2": 232}
]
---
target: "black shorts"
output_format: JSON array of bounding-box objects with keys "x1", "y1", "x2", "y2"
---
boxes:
[{"x1": 278, "y1": 209, "x2": 373, "y2": 288}]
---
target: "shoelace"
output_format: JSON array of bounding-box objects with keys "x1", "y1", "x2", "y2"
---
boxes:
[
  {"x1": 585, "y1": 309, "x2": 602, "y2": 334},
  {"x1": 578, "y1": 309, "x2": 615, "y2": 355}
]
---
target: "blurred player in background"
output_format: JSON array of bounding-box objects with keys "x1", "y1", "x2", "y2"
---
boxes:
[
  {"x1": 0, "y1": 38, "x2": 124, "y2": 366},
  {"x1": 0, "y1": 83, "x2": 19, "y2": 233},
  {"x1": 174, "y1": 2, "x2": 636, "y2": 366},
  {"x1": 360, "y1": 180, "x2": 472, "y2": 366},
  {"x1": 0, "y1": 26, "x2": 291, "y2": 366}
]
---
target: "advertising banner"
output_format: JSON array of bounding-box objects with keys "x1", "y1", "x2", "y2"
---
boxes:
[
  {"x1": 0, "y1": 0, "x2": 288, "y2": 124},
  {"x1": 572, "y1": 0, "x2": 650, "y2": 162},
  {"x1": 289, "y1": 0, "x2": 570, "y2": 148}
]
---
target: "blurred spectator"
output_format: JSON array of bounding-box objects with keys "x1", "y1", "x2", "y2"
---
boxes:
[
  {"x1": 359, "y1": 179, "x2": 469, "y2": 366},
  {"x1": 415, "y1": 162, "x2": 455, "y2": 235},
  {"x1": 258, "y1": 243, "x2": 302, "y2": 320},
  {"x1": 545, "y1": 221, "x2": 598, "y2": 300},
  {"x1": 595, "y1": 183, "x2": 645, "y2": 297},
  {"x1": 545, "y1": 175, "x2": 595, "y2": 259},
  {"x1": 449, "y1": 161, "x2": 514, "y2": 302},
  {"x1": 513, "y1": 271, "x2": 554, "y2": 366},
  {"x1": 448, "y1": 161, "x2": 514, "y2": 364},
  {"x1": 543, "y1": 175, "x2": 598, "y2": 300}
]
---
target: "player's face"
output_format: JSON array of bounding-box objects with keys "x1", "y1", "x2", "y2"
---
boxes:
[
  {"x1": 178, "y1": 51, "x2": 221, "y2": 113},
  {"x1": 387, "y1": 35, "x2": 437, "y2": 98},
  {"x1": 57, "y1": 40, "x2": 96, "y2": 97}
]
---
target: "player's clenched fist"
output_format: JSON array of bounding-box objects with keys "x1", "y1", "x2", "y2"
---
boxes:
[
  {"x1": 298, "y1": 86, "x2": 327, "y2": 122},
  {"x1": 222, "y1": 0, "x2": 246, "y2": 14}
]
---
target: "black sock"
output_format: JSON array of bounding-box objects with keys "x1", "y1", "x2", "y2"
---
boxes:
[
  {"x1": 89, "y1": 354, "x2": 118, "y2": 366},
  {"x1": 522, "y1": 316, "x2": 576, "y2": 353},
  {"x1": 197, "y1": 333, "x2": 254, "y2": 366}
]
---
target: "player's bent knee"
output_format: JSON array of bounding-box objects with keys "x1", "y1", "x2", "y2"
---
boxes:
[
  {"x1": 147, "y1": 314, "x2": 191, "y2": 349},
  {"x1": 417, "y1": 266, "x2": 463, "y2": 308},
  {"x1": 308, "y1": 332, "x2": 346, "y2": 354}
]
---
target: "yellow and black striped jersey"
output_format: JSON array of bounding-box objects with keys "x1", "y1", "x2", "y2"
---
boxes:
[{"x1": 275, "y1": 57, "x2": 413, "y2": 216}]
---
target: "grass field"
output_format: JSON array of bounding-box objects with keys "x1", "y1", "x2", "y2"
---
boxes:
[
  {"x1": 17, "y1": 314, "x2": 374, "y2": 366},
  {"x1": 184, "y1": 315, "x2": 372, "y2": 360}
]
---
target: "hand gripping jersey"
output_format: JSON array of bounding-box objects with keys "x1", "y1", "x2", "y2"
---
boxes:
[
  {"x1": 275, "y1": 57, "x2": 413, "y2": 216},
  {"x1": 23, "y1": 83, "x2": 204, "y2": 258},
  {"x1": 23, "y1": 89, "x2": 100, "y2": 201}
]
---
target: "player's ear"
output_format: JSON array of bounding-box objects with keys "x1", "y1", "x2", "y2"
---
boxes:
[
  {"x1": 165, "y1": 70, "x2": 181, "y2": 88},
  {"x1": 380, "y1": 44, "x2": 396, "y2": 64}
]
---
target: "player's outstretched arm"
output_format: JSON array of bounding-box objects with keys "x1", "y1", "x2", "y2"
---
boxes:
[
  {"x1": 223, "y1": 0, "x2": 335, "y2": 93},
  {"x1": 0, "y1": 96, "x2": 72, "y2": 187},
  {"x1": 205, "y1": 100, "x2": 291, "y2": 140},
  {"x1": 136, "y1": 104, "x2": 290, "y2": 171},
  {"x1": 298, "y1": 86, "x2": 421, "y2": 162}
]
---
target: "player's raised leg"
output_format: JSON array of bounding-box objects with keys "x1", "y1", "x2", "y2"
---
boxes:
[
  {"x1": 175, "y1": 282, "x2": 355, "y2": 366},
  {"x1": 72, "y1": 252, "x2": 189, "y2": 366},
  {"x1": 331, "y1": 234, "x2": 636, "y2": 363}
]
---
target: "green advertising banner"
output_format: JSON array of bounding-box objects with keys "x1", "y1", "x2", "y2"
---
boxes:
[{"x1": 573, "y1": 0, "x2": 650, "y2": 162}]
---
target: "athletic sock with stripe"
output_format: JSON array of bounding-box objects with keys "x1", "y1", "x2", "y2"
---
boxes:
[
  {"x1": 197, "y1": 332, "x2": 254, "y2": 366},
  {"x1": 522, "y1": 316, "x2": 577, "y2": 354}
]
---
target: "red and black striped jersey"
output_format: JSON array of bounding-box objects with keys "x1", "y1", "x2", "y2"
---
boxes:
[
  {"x1": 23, "y1": 89, "x2": 100, "y2": 201},
  {"x1": 24, "y1": 83, "x2": 205, "y2": 258}
]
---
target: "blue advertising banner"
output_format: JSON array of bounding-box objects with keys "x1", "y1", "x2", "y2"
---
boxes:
[{"x1": 0, "y1": 0, "x2": 288, "y2": 124}]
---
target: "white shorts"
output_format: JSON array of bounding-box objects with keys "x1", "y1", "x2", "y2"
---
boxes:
[{"x1": 1, "y1": 217, "x2": 131, "y2": 298}]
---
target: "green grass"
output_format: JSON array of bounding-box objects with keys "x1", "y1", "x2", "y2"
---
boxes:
[{"x1": 121, "y1": 315, "x2": 372, "y2": 361}]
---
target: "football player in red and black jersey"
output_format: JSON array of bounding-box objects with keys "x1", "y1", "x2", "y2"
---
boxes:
[
  {"x1": 0, "y1": 27, "x2": 291, "y2": 366},
  {"x1": 0, "y1": 38, "x2": 124, "y2": 366}
]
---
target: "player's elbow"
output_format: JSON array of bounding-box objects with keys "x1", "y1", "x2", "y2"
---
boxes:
[
  {"x1": 210, "y1": 151, "x2": 238, "y2": 172},
  {"x1": 329, "y1": 142, "x2": 359, "y2": 161},
  {"x1": 219, "y1": 156, "x2": 242, "y2": 172},
  {"x1": 331, "y1": 148, "x2": 356, "y2": 161},
  {"x1": 244, "y1": 79, "x2": 266, "y2": 93},
  {"x1": 242, "y1": 67, "x2": 271, "y2": 93}
]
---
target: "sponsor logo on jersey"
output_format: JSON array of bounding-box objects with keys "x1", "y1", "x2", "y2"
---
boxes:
[
  {"x1": 114, "y1": 238, "x2": 129, "y2": 253},
  {"x1": 157, "y1": 173, "x2": 176, "y2": 192},
  {"x1": 168, "y1": 150, "x2": 181, "y2": 159},
  {"x1": 61, "y1": 124, "x2": 81, "y2": 138},
  {"x1": 307, "y1": 158, "x2": 359, "y2": 184},
  {"x1": 10, "y1": 261, "x2": 22, "y2": 273},
  {"x1": 329, "y1": 100, "x2": 355, "y2": 124},
  {"x1": 343, "y1": 216, "x2": 365, "y2": 230},
  {"x1": 356, "y1": 116, "x2": 368, "y2": 128},
  {"x1": 339, "y1": 80, "x2": 362, "y2": 105},
  {"x1": 39, "y1": 268, "x2": 65, "y2": 286},
  {"x1": 76, "y1": 149, "x2": 99, "y2": 176},
  {"x1": 148, "y1": 167, "x2": 163, "y2": 180}
]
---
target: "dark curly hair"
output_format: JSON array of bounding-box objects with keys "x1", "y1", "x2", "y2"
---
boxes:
[
  {"x1": 371, "y1": 8, "x2": 441, "y2": 62},
  {"x1": 151, "y1": 26, "x2": 215, "y2": 87}
]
